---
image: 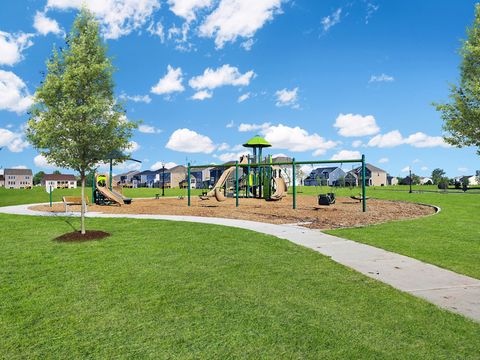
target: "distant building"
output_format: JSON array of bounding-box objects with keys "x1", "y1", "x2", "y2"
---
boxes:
[
  {"x1": 304, "y1": 167, "x2": 346, "y2": 186},
  {"x1": 190, "y1": 167, "x2": 212, "y2": 189},
  {"x1": 113, "y1": 170, "x2": 139, "y2": 187},
  {"x1": 132, "y1": 165, "x2": 188, "y2": 188},
  {"x1": 387, "y1": 175, "x2": 398, "y2": 186},
  {"x1": 461, "y1": 175, "x2": 479, "y2": 186},
  {"x1": 42, "y1": 174, "x2": 77, "y2": 189},
  {"x1": 3, "y1": 169, "x2": 33, "y2": 189},
  {"x1": 0, "y1": 174, "x2": 4, "y2": 187},
  {"x1": 349, "y1": 163, "x2": 387, "y2": 186}
]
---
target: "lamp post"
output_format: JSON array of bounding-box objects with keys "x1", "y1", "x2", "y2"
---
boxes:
[
  {"x1": 161, "y1": 162, "x2": 165, "y2": 197},
  {"x1": 409, "y1": 168, "x2": 413, "y2": 194}
]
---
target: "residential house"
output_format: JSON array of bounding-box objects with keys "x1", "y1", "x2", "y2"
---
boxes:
[
  {"x1": 0, "y1": 175, "x2": 4, "y2": 187},
  {"x1": 387, "y1": 175, "x2": 398, "y2": 186},
  {"x1": 304, "y1": 167, "x2": 346, "y2": 186},
  {"x1": 190, "y1": 167, "x2": 212, "y2": 189},
  {"x1": 272, "y1": 156, "x2": 296, "y2": 186},
  {"x1": 161, "y1": 165, "x2": 187, "y2": 188},
  {"x1": 133, "y1": 170, "x2": 157, "y2": 187},
  {"x1": 349, "y1": 163, "x2": 387, "y2": 186},
  {"x1": 113, "y1": 170, "x2": 140, "y2": 187},
  {"x1": 42, "y1": 174, "x2": 77, "y2": 189},
  {"x1": 3, "y1": 168, "x2": 33, "y2": 189},
  {"x1": 461, "y1": 174, "x2": 479, "y2": 186}
]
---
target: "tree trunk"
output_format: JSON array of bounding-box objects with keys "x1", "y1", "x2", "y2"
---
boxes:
[{"x1": 81, "y1": 173, "x2": 86, "y2": 235}]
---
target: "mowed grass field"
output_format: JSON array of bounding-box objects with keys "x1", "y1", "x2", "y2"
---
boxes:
[
  {"x1": 1, "y1": 185, "x2": 480, "y2": 278},
  {"x1": 1, "y1": 213, "x2": 479, "y2": 358}
]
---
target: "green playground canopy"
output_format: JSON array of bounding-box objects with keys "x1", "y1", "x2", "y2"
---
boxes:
[{"x1": 242, "y1": 135, "x2": 272, "y2": 148}]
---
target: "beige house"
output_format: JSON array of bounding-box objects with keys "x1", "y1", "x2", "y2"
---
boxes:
[
  {"x1": 348, "y1": 164, "x2": 388, "y2": 186},
  {"x1": 42, "y1": 174, "x2": 77, "y2": 189},
  {"x1": 3, "y1": 169, "x2": 33, "y2": 189},
  {"x1": 167, "y1": 165, "x2": 187, "y2": 188}
]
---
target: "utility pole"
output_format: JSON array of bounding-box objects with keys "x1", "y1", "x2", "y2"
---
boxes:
[{"x1": 409, "y1": 168, "x2": 413, "y2": 194}]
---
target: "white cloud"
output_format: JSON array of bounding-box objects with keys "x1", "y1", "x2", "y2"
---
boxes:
[
  {"x1": 401, "y1": 166, "x2": 411, "y2": 173},
  {"x1": 238, "y1": 92, "x2": 250, "y2": 103},
  {"x1": 189, "y1": 64, "x2": 255, "y2": 90},
  {"x1": 330, "y1": 150, "x2": 361, "y2": 161},
  {"x1": 369, "y1": 131, "x2": 450, "y2": 149},
  {"x1": 226, "y1": 120, "x2": 234, "y2": 128},
  {"x1": 272, "y1": 153, "x2": 288, "y2": 158},
  {"x1": 147, "y1": 21, "x2": 165, "y2": 42},
  {"x1": 260, "y1": 124, "x2": 338, "y2": 156},
  {"x1": 191, "y1": 90, "x2": 213, "y2": 100},
  {"x1": 241, "y1": 38, "x2": 255, "y2": 51},
  {"x1": 369, "y1": 73, "x2": 394, "y2": 83},
  {"x1": 151, "y1": 65, "x2": 185, "y2": 95},
  {"x1": 217, "y1": 142, "x2": 230, "y2": 151},
  {"x1": 0, "y1": 128, "x2": 29, "y2": 152},
  {"x1": 275, "y1": 87, "x2": 299, "y2": 108},
  {"x1": 334, "y1": 113, "x2": 380, "y2": 137},
  {"x1": 321, "y1": 8, "x2": 342, "y2": 33},
  {"x1": 199, "y1": 0, "x2": 283, "y2": 48},
  {"x1": 120, "y1": 93, "x2": 152, "y2": 103},
  {"x1": 0, "y1": 70, "x2": 33, "y2": 114},
  {"x1": 404, "y1": 132, "x2": 450, "y2": 148},
  {"x1": 0, "y1": 31, "x2": 34, "y2": 66},
  {"x1": 214, "y1": 150, "x2": 249, "y2": 162},
  {"x1": 168, "y1": 0, "x2": 212, "y2": 21},
  {"x1": 34, "y1": 154, "x2": 56, "y2": 169},
  {"x1": 34, "y1": 11, "x2": 63, "y2": 36},
  {"x1": 138, "y1": 124, "x2": 161, "y2": 133},
  {"x1": 352, "y1": 140, "x2": 363, "y2": 148},
  {"x1": 365, "y1": 2, "x2": 379, "y2": 24},
  {"x1": 128, "y1": 141, "x2": 140, "y2": 152},
  {"x1": 166, "y1": 128, "x2": 216, "y2": 153},
  {"x1": 12, "y1": 165, "x2": 27, "y2": 169},
  {"x1": 421, "y1": 166, "x2": 429, "y2": 171},
  {"x1": 46, "y1": 0, "x2": 161, "y2": 39},
  {"x1": 150, "y1": 161, "x2": 177, "y2": 170},
  {"x1": 378, "y1": 157, "x2": 389, "y2": 163},
  {"x1": 238, "y1": 122, "x2": 271, "y2": 132},
  {"x1": 367, "y1": 130, "x2": 404, "y2": 148},
  {"x1": 413, "y1": 159, "x2": 421, "y2": 163},
  {"x1": 458, "y1": 167, "x2": 468, "y2": 173}
]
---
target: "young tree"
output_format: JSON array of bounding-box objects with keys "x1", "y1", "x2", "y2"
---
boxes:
[
  {"x1": 26, "y1": 9, "x2": 136, "y2": 234},
  {"x1": 431, "y1": 168, "x2": 446, "y2": 184},
  {"x1": 435, "y1": 4, "x2": 480, "y2": 155},
  {"x1": 33, "y1": 171, "x2": 45, "y2": 185}
]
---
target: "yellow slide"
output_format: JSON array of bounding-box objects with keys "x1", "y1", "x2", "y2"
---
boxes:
[
  {"x1": 97, "y1": 186, "x2": 125, "y2": 205},
  {"x1": 270, "y1": 177, "x2": 287, "y2": 201},
  {"x1": 206, "y1": 156, "x2": 248, "y2": 197}
]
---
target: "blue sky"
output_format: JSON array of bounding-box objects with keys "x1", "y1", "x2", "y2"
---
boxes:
[{"x1": 0, "y1": 0, "x2": 478, "y2": 177}]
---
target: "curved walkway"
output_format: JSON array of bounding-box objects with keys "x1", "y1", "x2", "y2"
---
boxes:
[{"x1": 1, "y1": 203, "x2": 479, "y2": 322}]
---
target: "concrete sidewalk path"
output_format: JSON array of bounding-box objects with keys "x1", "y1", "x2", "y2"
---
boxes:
[{"x1": 1, "y1": 203, "x2": 479, "y2": 322}]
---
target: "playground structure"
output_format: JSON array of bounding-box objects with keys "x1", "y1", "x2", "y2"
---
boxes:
[
  {"x1": 91, "y1": 150, "x2": 140, "y2": 206},
  {"x1": 187, "y1": 136, "x2": 368, "y2": 211}
]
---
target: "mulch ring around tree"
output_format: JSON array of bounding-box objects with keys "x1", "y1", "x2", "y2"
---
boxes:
[{"x1": 54, "y1": 230, "x2": 110, "y2": 242}]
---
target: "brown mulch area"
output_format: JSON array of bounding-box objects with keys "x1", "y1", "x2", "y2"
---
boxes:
[
  {"x1": 55, "y1": 230, "x2": 110, "y2": 242},
  {"x1": 31, "y1": 196, "x2": 436, "y2": 230}
]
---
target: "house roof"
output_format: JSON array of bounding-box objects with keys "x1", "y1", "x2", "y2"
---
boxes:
[
  {"x1": 351, "y1": 163, "x2": 386, "y2": 174},
  {"x1": 168, "y1": 165, "x2": 186, "y2": 173},
  {"x1": 242, "y1": 135, "x2": 271, "y2": 148},
  {"x1": 4, "y1": 168, "x2": 33, "y2": 176},
  {"x1": 272, "y1": 156, "x2": 292, "y2": 163},
  {"x1": 43, "y1": 174, "x2": 76, "y2": 181}
]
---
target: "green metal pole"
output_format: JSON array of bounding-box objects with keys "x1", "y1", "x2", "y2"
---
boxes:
[
  {"x1": 187, "y1": 163, "x2": 191, "y2": 206},
  {"x1": 235, "y1": 160, "x2": 239, "y2": 207},
  {"x1": 246, "y1": 165, "x2": 250, "y2": 198},
  {"x1": 91, "y1": 172, "x2": 96, "y2": 204},
  {"x1": 109, "y1": 159, "x2": 113, "y2": 191},
  {"x1": 49, "y1": 186, "x2": 52, "y2": 207},
  {"x1": 292, "y1": 158, "x2": 296, "y2": 210},
  {"x1": 361, "y1": 154, "x2": 366, "y2": 212}
]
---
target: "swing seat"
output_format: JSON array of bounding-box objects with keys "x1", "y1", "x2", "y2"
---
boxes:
[{"x1": 318, "y1": 193, "x2": 335, "y2": 206}]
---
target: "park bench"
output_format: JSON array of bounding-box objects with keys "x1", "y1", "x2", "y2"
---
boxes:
[{"x1": 62, "y1": 196, "x2": 90, "y2": 213}]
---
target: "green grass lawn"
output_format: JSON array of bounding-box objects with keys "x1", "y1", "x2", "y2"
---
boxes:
[
  {"x1": 1, "y1": 214, "x2": 479, "y2": 358},
  {"x1": 0, "y1": 186, "x2": 202, "y2": 207},
  {"x1": 325, "y1": 188, "x2": 480, "y2": 279}
]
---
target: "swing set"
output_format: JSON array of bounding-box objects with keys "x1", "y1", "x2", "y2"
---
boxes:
[{"x1": 186, "y1": 155, "x2": 368, "y2": 212}]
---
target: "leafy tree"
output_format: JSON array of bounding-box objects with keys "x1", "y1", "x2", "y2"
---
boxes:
[
  {"x1": 53, "y1": 170, "x2": 61, "y2": 175},
  {"x1": 435, "y1": 4, "x2": 480, "y2": 155},
  {"x1": 431, "y1": 168, "x2": 446, "y2": 184},
  {"x1": 26, "y1": 9, "x2": 136, "y2": 234},
  {"x1": 33, "y1": 171, "x2": 45, "y2": 185},
  {"x1": 437, "y1": 177, "x2": 449, "y2": 190}
]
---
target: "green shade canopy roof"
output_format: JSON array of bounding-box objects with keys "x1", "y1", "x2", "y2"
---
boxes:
[
  {"x1": 105, "y1": 150, "x2": 142, "y2": 163},
  {"x1": 242, "y1": 135, "x2": 272, "y2": 148}
]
